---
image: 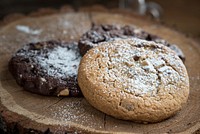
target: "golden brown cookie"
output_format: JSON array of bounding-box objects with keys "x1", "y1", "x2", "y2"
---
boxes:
[{"x1": 78, "y1": 38, "x2": 189, "y2": 123}]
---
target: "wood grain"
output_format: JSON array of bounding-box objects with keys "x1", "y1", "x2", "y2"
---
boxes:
[{"x1": 0, "y1": 9, "x2": 200, "y2": 133}]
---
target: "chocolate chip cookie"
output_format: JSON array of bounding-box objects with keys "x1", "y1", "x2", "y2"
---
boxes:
[
  {"x1": 9, "y1": 40, "x2": 82, "y2": 97},
  {"x1": 78, "y1": 24, "x2": 185, "y2": 62}
]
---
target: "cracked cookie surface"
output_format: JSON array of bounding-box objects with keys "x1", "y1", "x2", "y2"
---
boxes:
[
  {"x1": 78, "y1": 38, "x2": 189, "y2": 122},
  {"x1": 9, "y1": 40, "x2": 82, "y2": 97},
  {"x1": 78, "y1": 24, "x2": 185, "y2": 62}
]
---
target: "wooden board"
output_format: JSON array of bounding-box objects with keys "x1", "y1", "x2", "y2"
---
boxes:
[{"x1": 0, "y1": 8, "x2": 200, "y2": 133}]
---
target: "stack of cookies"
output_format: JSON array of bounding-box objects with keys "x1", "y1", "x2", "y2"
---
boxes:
[{"x1": 9, "y1": 24, "x2": 189, "y2": 123}]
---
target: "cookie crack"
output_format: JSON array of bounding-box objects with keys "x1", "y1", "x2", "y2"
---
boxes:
[{"x1": 162, "y1": 57, "x2": 179, "y2": 75}]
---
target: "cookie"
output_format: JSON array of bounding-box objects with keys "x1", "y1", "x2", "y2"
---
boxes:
[
  {"x1": 9, "y1": 40, "x2": 82, "y2": 97},
  {"x1": 78, "y1": 38, "x2": 189, "y2": 122},
  {"x1": 78, "y1": 24, "x2": 185, "y2": 62}
]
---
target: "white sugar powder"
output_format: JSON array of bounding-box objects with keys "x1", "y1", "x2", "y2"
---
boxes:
[
  {"x1": 16, "y1": 25, "x2": 42, "y2": 35},
  {"x1": 37, "y1": 46, "x2": 81, "y2": 78},
  {"x1": 90, "y1": 39, "x2": 184, "y2": 95}
]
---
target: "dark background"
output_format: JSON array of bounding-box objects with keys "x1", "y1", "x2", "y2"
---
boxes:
[{"x1": 0, "y1": 0, "x2": 200, "y2": 37}]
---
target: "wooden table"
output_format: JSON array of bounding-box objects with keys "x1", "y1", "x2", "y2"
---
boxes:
[{"x1": 0, "y1": 6, "x2": 200, "y2": 134}]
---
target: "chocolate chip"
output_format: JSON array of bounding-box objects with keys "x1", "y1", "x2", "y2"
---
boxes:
[{"x1": 133, "y1": 55, "x2": 140, "y2": 61}]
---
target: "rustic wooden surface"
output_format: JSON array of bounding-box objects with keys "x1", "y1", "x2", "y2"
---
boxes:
[
  {"x1": 0, "y1": 7, "x2": 200, "y2": 133},
  {"x1": 1, "y1": 0, "x2": 200, "y2": 37}
]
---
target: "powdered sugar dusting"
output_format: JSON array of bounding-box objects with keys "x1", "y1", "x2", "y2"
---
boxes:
[
  {"x1": 49, "y1": 99, "x2": 101, "y2": 129},
  {"x1": 51, "y1": 101, "x2": 86, "y2": 122},
  {"x1": 86, "y1": 38, "x2": 187, "y2": 96},
  {"x1": 15, "y1": 42, "x2": 81, "y2": 78},
  {"x1": 37, "y1": 46, "x2": 81, "y2": 78},
  {"x1": 16, "y1": 25, "x2": 42, "y2": 35}
]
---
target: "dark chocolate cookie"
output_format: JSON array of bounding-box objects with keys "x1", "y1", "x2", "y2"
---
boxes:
[
  {"x1": 9, "y1": 40, "x2": 82, "y2": 97},
  {"x1": 78, "y1": 24, "x2": 185, "y2": 62}
]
